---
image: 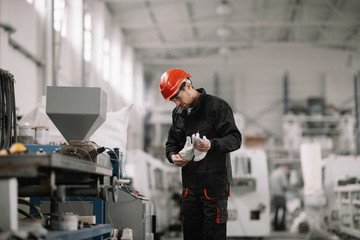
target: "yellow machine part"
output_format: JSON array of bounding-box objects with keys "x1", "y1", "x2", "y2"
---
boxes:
[{"x1": 9, "y1": 143, "x2": 27, "y2": 154}]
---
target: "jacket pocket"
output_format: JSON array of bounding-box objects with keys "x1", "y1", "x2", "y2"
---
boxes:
[
  {"x1": 204, "y1": 188, "x2": 217, "y2": 200},
  {"x1": 191, "y1": 121, "x2": 214, "y2": 138},
  {"x1": 216, "y1": 199, "x2": 228, "y2": 224},
  {"x1": 182, "y1": 187, "x2": 188, "y2": 199}
]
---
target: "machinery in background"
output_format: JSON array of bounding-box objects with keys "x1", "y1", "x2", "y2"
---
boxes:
[
  {"x1": 227, "y1": 148, "x2": 271, "y2": 238},
  {"x1": 324, "y1": 155, "x2": 360, "y2": 239},
  {"x1": 0, "y1": 86, "x2": 155, "y2": 240},
  {"x1": 125, "y1": 149, "x2": 182, "y2": 237},
  {"x1": 282, "y1": 113, "x2": 355, "y2": 156}
]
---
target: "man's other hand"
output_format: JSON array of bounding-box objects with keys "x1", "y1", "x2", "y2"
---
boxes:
[{"x1": 172, "y1": 154, "x2": 190, "y2": 167}]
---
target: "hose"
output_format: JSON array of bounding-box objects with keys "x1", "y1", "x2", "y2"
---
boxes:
[
  {"x1": 0, "y1": 68, "x2": 17, "y2": 150},
  {"x1": 18, "y1": 198, "x2": 45, "y2": 222}
]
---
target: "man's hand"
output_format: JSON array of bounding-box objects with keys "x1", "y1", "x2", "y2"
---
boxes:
[
  {"x1": 194, "y1": 137, "x2": 211, "y2": 152},
  {"x1": 194, "y1": 134, "x2": 211, "y2": 161},
  {"x1": 172, "y1": 154, "x2": 190, "y2": 167},
  {"x1": 179, "y1": 135, "x2": 195, "y2": 160}
]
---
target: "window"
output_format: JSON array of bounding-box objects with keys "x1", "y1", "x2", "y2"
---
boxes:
[
  {"x1": 103, "y1": 38, "x2": 110, "y2": 82},
  {"x1": 122, "y1": 46, "x2": 134, "y2": 102},
  {"x1": 53, "y1": 0, "x2": 67, "y2": 38},
  {"x1": 83, "y1": 12, "x2": 92, "y2": 62}
]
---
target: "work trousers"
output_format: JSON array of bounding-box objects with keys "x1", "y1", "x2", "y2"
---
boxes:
[
  {"x1": 272, "y1": 195, "x2": 287, "y2": 231},
  {"x1": 182, "y1": 186, "x2": 228, "y2": 240}
]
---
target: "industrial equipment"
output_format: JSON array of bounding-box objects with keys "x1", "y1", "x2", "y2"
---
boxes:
[
  {"x1": 0, "y1": 68, "x2": 17, "y2": 150},
  {"x1": 324, "y1": 154, "x2": 360, "y2": 239},
  {"x1": 0, "y1": 86, "x2": 155, "y2": 240},
  {"x1": 125, "y1": 149, "x2": 181, "y2": 236},
  {"x1": 227, "y1": 148, "x2": 271, "y2": 238}
]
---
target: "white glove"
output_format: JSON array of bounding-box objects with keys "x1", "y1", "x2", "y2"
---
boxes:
[
  {"x1": 194, "y1": 133, "x2": 207, "y2": 161},
  {"x1": 179, "y1": 135, "x2": 194, "y2": 161}
]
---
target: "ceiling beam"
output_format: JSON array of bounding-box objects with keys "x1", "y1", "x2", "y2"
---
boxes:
[
  {"x1": 279, "y1": 0, "x2": 303, "y2": 41},
  {"x1": 144, "y1": 1, "x2": 165, "y2": 42},
  {"x1": 315, "y1": 0, "x2": 345, "y2": 42},
  {"x1": 132, "y1": 40, "x2": 358, "y2": 49},
  {"x1": 185, "y1": 1, "x2": 199, "y2": 57},
  {"x1": 118, "y1": 20, "x2": 360, "y2": 30},
  {"x1": 139, "y1": 43, "x2": 356, "y2": 64}
]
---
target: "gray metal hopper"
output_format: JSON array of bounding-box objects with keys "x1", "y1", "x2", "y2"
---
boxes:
[{"x1": 46, "y1": 86, "x2": 107, "y2": 143}]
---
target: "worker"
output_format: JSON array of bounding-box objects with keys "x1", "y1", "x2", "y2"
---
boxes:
[
  {"x1": 269, "y1": 164, "x2": 291, "y2": 231},
  {"x1": 159, "y1": 68, "x2": 242, "y2": 240}
]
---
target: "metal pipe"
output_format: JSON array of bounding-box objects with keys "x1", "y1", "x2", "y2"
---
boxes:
[
  {"x1": 355, "y1": 72, "x2": 360, "y2": 155},
  {"x1": 51, "y1": 0, "x2": 56, "y2": 86},
  {"x1": 18, "y1": 185, "x2": 53, "y2": 197},
  {"x1": 8, "y1": 38, "x2": 44, "y2": 66},
  {"x1": 18, "y1": 186, "x2": 100, "y2": 197},
  {"x1": 66, "y1": 188, "x2": 100, "y2": 196},
  {"x1": 81, "y1": 7, "x2": 85, "y2": 87},
  {"x1": 0, "y1": 22, "x2": 44, "y2": 66},
  {"x1": 283, "y1": 71, "x2": 289, "y2": 115}
]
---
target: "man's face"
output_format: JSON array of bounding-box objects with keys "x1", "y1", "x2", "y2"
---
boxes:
[{"x1": 171, "y1": 83, "x2": 192, "y2": 109}]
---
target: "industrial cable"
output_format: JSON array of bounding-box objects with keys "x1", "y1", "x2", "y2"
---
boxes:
[
  {"x1": 105, "y1": 147, "x2": 120, "y2": 162},
  {"x1": 122, "y1": 185, "x2": 148, "y2": 200},
  {"x1": 65, "y1": 197, "x2": 76, "y2": 214},
  {"x1": 105, "y1": 147, "x2": 122, "y2": 178},
  {"x1": 107, "y1": 206, "x2": 114, "y2": 227},
  {"x1": 104, "y1": 147, "x2": 148, "y2": 200},
  {"x1": 0, "y1": 68, "x2": 17, "y2": 150},
  {"x1": 18, "y1": 198, "x2": 45, "y2": 222},
  {"x1": 18, "y1": 208, "x2": 34, "y2": 220},
  {"x1": 76, "y1": 196, "x2": 90, "y2": 216}
]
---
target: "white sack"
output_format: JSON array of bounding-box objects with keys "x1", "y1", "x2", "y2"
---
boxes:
[
  {"x1": 300, "y1": 142, "x2": 324, "y2": 197},
  {"x1": 18, "y1": 96, "x2": 65, "y2": 144},
  {"x1": 90, "y1": 104, "x2": 144, "y2": 152}
]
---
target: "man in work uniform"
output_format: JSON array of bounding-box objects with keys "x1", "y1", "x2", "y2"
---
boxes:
[
  {"x1": 270, "y1": 165, "x2": 290, "y2": 231},
  {"x1": 159, "y1": 68, "x2": 242, "y2": 240}
]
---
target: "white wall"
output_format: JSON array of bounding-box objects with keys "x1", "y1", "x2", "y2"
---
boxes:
[
  {"x1": 55, "y1": 0, "x2": 83, "y2": 87},
  {"x1": 0, "y1": 0, "x2": 44, "y2": 116}
]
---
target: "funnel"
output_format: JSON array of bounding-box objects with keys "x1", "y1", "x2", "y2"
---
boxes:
[{"x1": 46, "y1": 86, "x2": 107, "y2": 143}]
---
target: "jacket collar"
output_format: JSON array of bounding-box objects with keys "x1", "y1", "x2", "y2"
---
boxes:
[
  {"x1": 175, "y1": 88, "x2": 206, "y2": 115},
  {"x1": 189, "y1": 88, "x2": 206, "y2": 115}
]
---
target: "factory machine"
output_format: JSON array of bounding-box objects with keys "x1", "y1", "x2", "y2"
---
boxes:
[
  {"x1": 0, "y1": 86, "x2": 155, "y2": 240},
  {"x1": 323, "y1": 154, "x2": 360, "y2": 239},
  {"x1": 227, "y1": 148, "x2": 271, "y2": 238}
]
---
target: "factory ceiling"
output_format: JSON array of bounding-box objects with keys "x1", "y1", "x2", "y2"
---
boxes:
[{"x1": 105, "y1": 0, "x2": 360, "y2": 64}]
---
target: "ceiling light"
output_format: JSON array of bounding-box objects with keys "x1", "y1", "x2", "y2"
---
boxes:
[
  {"x1": 216, "y1": 26, "x2": 231, "y2": 39},
  {"x1": 216, "y1": 0, "x2": 232, "y2": 17}
]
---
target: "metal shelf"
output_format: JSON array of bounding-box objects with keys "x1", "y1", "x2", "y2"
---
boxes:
[
  {"x1": 0, "y1": 153, "x2": 112, "y2": 180},
  {"x1": 334, "y1": 184, "x2": 360, "y2": 192}
]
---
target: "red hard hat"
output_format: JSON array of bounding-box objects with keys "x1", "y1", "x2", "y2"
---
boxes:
[{"x1": 159, "y1": 69, "x2": 192, "y2": 101}]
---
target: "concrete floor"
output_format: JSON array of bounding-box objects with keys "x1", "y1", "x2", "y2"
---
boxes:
[{"x1": 160, "y1": 231, "x2": 308, "y2": 240}]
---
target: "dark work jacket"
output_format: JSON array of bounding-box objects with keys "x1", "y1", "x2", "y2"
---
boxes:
[{"x1": 165, "y1": 88, "x2": 242, "y2": 188}]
